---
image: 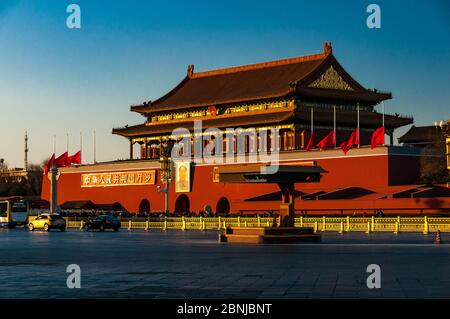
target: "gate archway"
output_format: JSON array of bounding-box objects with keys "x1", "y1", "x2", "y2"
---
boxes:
[
  {"x1": 216, "y1": 197, "x2": 230, "y2": 215},
  {"x1": 174, "y1": 194, "x2": 190, "y2": 214},
  {"x1": 112, "y1": 202, "x2": 123, "y2": 212},
  {"x1": 138, "y1": 199, "x2": 150, "y2": 213}
]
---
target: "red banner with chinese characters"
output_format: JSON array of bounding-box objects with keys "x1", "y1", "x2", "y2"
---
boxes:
[{"x1": 81, "y1": 170, "x2": 156, "y2": 188}]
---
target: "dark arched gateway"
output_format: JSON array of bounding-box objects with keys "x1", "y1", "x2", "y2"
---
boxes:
[
  {"x1": 112, "y1": 202, "x2": 123, "y2": 212},
  {"x1": 138, "y1": 199, "x2": 150, "y2": 213},
  {"x1": 174, "y1": 194, "x2": 190, "y2": 214},
  {"x1": 216, "y1": 197, "x2": 230, "y2": 215}
]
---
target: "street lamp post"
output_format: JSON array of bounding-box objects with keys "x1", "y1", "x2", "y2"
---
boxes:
[
  {"x1": 158, "y1": 141, "x2": 173, "y2": 215},
  {"x1": 50, "y1": 162, "x2": 58, "y2": 215}
]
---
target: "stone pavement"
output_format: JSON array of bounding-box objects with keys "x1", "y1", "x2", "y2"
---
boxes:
[{"x1": 0, "y1": 229, "x2": 449, "y2": 298}]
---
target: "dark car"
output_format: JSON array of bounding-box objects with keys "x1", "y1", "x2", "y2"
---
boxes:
[{"x1": 83, "y1": 215, "x2": 121, "y2": 231}]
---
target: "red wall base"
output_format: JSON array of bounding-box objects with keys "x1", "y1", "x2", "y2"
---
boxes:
[{"x1": 41, "y1": 147, "x2": 448, "y2": 215}]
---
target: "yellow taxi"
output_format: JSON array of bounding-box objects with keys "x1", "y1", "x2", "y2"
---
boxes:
[{"x1": 28, "y1": 213, "x2": 66, "y2": 232}]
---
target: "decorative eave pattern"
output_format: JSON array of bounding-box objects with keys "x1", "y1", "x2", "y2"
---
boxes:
[
  {"x1": 113, "y1": 107, "x2": 412, "y2": 139},
  {"x1": 113, "y1": 110, "x2": 295, "y2": 138},
  {"x1": 308, "y1": 65, "x2": 354, "y2": 91}
]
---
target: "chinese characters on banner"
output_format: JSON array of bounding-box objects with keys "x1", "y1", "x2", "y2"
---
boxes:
[{"x1": 81, "y1": 170, "x2": 156, "y2": 188}]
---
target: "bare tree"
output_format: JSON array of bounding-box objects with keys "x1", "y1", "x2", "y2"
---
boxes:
[{"x1": 419, "y1": 135, "x2": 449, "y2": 184}]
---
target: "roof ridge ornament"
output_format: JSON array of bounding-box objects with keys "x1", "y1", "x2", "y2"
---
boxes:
[
  {"x1": 187, "y1": 64, "x2": 195, "y2": 77},
  {"x1": 324, "y1": 41, "x2": 332, "y2": 55}
]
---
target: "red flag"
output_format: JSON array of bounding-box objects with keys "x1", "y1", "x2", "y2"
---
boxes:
[
  {"x1": 67, "y1": 151, "x2": 81, "y2": 165},
  {"x1": 305, "y1": 132, "x2": 314, "y2": 151},
  {"x1": 371, "y1": 126, "x2": 385, "y2": 149},
  {"x1": 54, "y1": 152, "x2": 69, "y2": 167},
  {"x1": 316, "y1": 130, "x2": 335, "y2": 150},
  {"x1": 43, "y1": 154, "x2": 55, "y2": 175},
  {"x1": 340, "y1": 128, "x2": 359, "y2": 155}
]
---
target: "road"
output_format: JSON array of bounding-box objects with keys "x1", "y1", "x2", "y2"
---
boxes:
[{"x1": 1, "y1": 228, "x2": 449, "y2": 298}]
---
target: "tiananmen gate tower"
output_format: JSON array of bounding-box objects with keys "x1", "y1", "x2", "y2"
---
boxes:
[{"x1": 42, "y1": 42, "x2": 450, "y2": 215}]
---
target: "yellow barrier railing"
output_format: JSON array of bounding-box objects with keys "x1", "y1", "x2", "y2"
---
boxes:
[{"x1": 60, "y1": 216, "x2": 450, "y2": 233}]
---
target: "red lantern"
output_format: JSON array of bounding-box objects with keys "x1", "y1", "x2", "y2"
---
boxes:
[{"x1": 208, "y1": 106, "x2": 217, "y2": 116}]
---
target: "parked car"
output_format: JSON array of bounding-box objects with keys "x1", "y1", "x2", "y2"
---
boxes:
[
  {"x1": 28, "y1": 214, "x2": 66, "y2": 232},
  {"x1": 84, "y1": 215, "x2": 121, "y2": 231}
]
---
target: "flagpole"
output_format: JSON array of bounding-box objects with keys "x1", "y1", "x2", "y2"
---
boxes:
[
  {"x1": 80, "y1": 132, "x2": 83, "y2": 164},
  {"x1": 333, "y1": 105, "x2": 336, "y2": 148},
  {"x1": 93, "y1": 130, "x2": 96, "y2": 164},
  {"x1": 308, "y1": 106, "x2": 314, "y2": 148},
  {"x1": 382, "y1": 101, "x2": 385, "y2": 146},
  {"x1": 66, "y1": 133, "x2": 69, "y2": 153},
  {"x1": 53, "y1": 135, "x2": 56, "y2": 154},
  {"x1": 311, "y1": 107, "x2": 314, "y2": 150},
  {"x1": 357, "y1": 102, "x2": 360, "y2": 148}
]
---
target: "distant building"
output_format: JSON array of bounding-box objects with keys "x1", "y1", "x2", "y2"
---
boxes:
[
  {"x1": 0, "y1": 168, "x2": 29, "y2": 183},
  {"x1": 398, "y1": 125, "x2": 443, "y2": 148}
]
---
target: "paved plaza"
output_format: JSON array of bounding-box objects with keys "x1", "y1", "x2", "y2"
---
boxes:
[{"x1": 0, "y1": 229, "x2": 449, "y2": 299}]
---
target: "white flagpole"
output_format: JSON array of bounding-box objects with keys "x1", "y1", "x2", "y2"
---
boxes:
[
  {"x1": 93, "y1": 130, "x2": 96, "y2": 164},
  {"x1": 382, "y1": 101, "x2": 386, "y2": 146},
  {"x1": 333, "y1": 105, "x2": 336, "y2": 148},
  {"x1": 357, "y1": 102, "x2": 360, "y2": 148},
  {"x1": 80, "y1": 132, "x2": 83, "y2": 164},
  {"x1": 310, "y1": 107, "x2": 314, "y2": 150}
]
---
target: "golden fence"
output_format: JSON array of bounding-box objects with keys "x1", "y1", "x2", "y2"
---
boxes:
[{"x1": 63, "y1": 216, "x2": 450, "y2": 234}]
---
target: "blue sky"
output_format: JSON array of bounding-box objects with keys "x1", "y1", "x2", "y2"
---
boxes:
[{"x1": 0, "y1": 0, "x2": 449, "y2": 167}]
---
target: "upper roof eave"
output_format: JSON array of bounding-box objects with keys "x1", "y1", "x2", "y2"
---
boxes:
[
  {"x1": 296, "y1": 87, "x2": 392, "y2": 104},
  {"x1": 128, "y1": 42, "x2": 394, "y2": 116},
  {"x1": 129, "y1": 44, "x2": 335, "y2": 114}
]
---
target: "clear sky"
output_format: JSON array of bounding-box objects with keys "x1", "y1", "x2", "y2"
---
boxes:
[{"x1": 1, "y1": 0, "x2": 449, "y2": 168}]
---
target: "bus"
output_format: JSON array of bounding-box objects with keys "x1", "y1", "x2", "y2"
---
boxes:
[{"x1": 0, "y1": 199, "x2": 28, "y2": 228}]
